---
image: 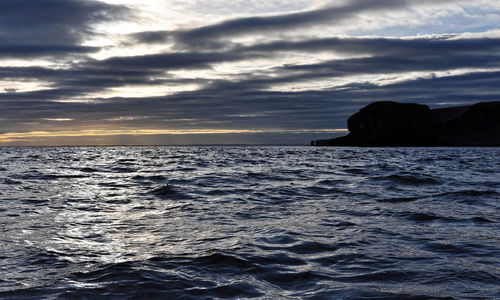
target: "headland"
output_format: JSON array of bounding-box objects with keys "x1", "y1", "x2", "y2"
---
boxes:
[{"x1": 312, "y1": 101, "x2": 500, "y2": 146}]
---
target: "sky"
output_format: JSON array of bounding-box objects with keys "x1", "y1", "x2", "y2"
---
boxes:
[{"x1": 1, "y1": 0, "x2": 499, "y2": 145}]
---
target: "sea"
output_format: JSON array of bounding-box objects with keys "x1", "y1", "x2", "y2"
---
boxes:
[{"x1": 0, "y1": 146, "x2": 499, "y2": 299}]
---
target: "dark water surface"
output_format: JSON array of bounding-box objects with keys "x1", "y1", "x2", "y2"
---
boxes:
[{"x1": 0, "y1": 146, "x2": 499, "y2": 299}]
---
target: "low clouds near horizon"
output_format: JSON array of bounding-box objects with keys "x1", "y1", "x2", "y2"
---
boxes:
[{"x1": 1, "y1": 0, "x2": 500, "y2": 145}]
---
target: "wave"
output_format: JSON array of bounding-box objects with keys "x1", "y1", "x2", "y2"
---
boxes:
[
  {"x1": 110, "y1": 167, "x2": 138, "y2": 173},
  {"x1": 132, "y1": 175, "x2": 167, "y2": 182},
  {"x1": 379, "y1": 189, "x2": 498, "y2": 203},
  {"x1": 149, "y1": 185, "x2": 190, "y2": 200},
  {"x1": 373, "y1": 172, "x2": 441, "y2": 185},
  {"x1": 79, "y1": 167, "x2": 100, "y2": 173},
  {"x1": 10, "y1": 171, "x2": 87, "y2": 180},
  {"x1": 2, "y1": 178, "x2": 22, "y2": 185},
  {"x1": 0, "y1": 146, "x2": 499, "y2": 299}
]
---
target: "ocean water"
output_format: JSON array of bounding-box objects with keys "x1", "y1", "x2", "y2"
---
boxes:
[{"x1": 0, "y1": 146, "x2": 499, "y2": 299}]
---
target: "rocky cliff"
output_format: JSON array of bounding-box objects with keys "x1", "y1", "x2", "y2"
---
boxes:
[{"x1": 312, "y1": 101, "x2": 500, "y2": 146}]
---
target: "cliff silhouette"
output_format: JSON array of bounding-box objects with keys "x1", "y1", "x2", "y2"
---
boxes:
[{"x1": 312, "y1": 101, "x2": 500, "y2": 146}]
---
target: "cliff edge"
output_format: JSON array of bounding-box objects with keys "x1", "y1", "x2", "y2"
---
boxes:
[{"x1": 312, "y1": 101, "x2": 500, "y2": 146}]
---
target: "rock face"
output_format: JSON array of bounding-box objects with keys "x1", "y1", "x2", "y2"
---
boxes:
[{"x1": 312, "y1": 101, "x2": 500, "y2": 146}]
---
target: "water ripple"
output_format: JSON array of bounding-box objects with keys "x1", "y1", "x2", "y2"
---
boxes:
[{"x1": 0, "y1": 146, "x2": 499, "y2": 299}]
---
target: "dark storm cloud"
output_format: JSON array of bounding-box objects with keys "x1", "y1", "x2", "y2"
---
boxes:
[
  {"x1": 94, "y1": 51, "x2": 252, "y2": 70},
  {"x1": 0, "y1": 0, "x2": 127, "y2": 44},
  {"x1": 0, "y1": 0, "x2": 128, "y2": 58},
  {"x1": 94, "y1": 35, "x2": 500, "y2": 92},
  {"x1": 143, "y1": 70, "x2": 500, "y2": 130},
  {"x1": 275, "y1": 53, "x2": 500, "y2": 81},
  {"x1": 3, "y1": 35, "x2": 500, "y2": 83},
  {"x1": 0, "y1": 45, "x2": 99, "y2": 58},
  {"x1": 2, "y1": 36, "x2": 500, "y2": 101},
  {"x1": 174, "y1": 0, "x2": 405, "y2": 47},
  {"x1": 239, "y1": 36, "x2": 500, "y2": 57},
  {"x1": 129, "y1": 37, "x2": 500, "y2": 93},
  {"x1": 133, "y1": 0, "x2": 405, "y2": 48},
  {"x1": 3, "y1": 68, "x2": 500, "y2": 134},
  {"x1": 132, "y1": 0, "x2": 459, "y2": 49}
]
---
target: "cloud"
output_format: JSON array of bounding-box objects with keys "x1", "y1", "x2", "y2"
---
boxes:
[
  {"x1": 0, "y1": 45, "x2": 100, "y2": 59},
  {"x1": 133, "y1": 0, "x2": 406, "y2": 48},
  {"x1": 132, "y1": 0, "x2": 463, "y2": 49},
  {"x1": 2, "y1": 69, "x2": 500, "y2": 132},
  {"x1": 2, "y1": 35, "x2": 500, "y2": 100},
  {"x1": 0, "y1": 0, "x2": 128, "y2": 58},
  {"x1": 175, "y1": 0, "x2": 404, "y2": 43},
  {"x1": 1, "y1": 0, "x2": 499, "y2": 145},
  {"x1": 239, "y1": 35, "x2": 500, "y2": 57}
]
